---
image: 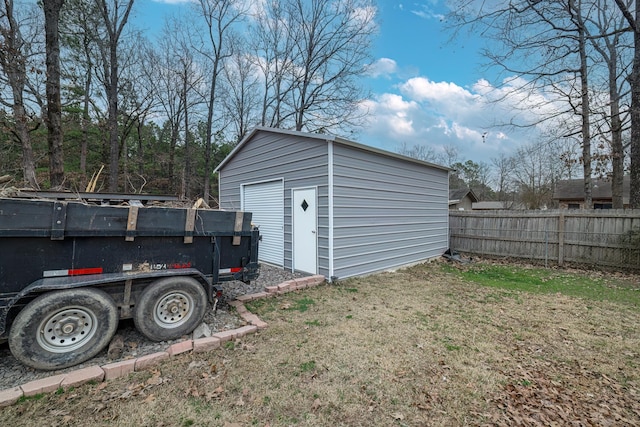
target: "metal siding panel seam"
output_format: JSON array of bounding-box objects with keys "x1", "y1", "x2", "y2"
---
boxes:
[{"x1": 328, "y1": 140, "x2": 334, "y2": 280}]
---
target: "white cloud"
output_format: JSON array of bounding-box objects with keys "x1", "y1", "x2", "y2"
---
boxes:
[
  {"x1": 360, "y1": 94, "x2": 422, "y2": 140},
  {"x1": 241, "y1": 0, "x2": 267, "y2": 17},
  {"x1": 365, "y1": 58, "x2": 398, "y2": 78},
  {"x1": 359, "y1": 74, "x2": 559, "y2": 164},
  {"x1": 410, "y1": 1, "x2": 445, "y2": 21},
  {"x1": 400, "y1": 77, "x2": 479, "y2": 104},
  {"x1": 350, "y1": 4, "x2": 378, "y2": 28}
]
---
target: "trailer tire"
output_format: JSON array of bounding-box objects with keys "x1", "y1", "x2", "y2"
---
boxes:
[
  {"x1": 133, "y1": 276, "x2": 208, "y2": 342},
  {"x1": 8, "y1": 288, "x2": 119, "y2": 371}
]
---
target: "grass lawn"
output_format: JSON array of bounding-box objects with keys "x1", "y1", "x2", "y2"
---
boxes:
[{"x1": 1, "y1": 259, "x2": 638, "y2": 426}]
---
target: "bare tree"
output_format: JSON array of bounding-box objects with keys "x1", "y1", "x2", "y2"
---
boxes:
[
  {"x1": 61, "y1": 0, "x2": 104, "y2": 176},
  {"x1": 613, "y1": 0, "x2": 640, "y2": 208},
  {"x1": 286, "y1": 0, "x2": 376, "y2": 132},
  {"x1": 152, "y1": 22, "x2": 188, "y2": 191},
  {"x1": 442, "y1": 144, "x2": 460, "y2": 167},
  {"x1": 117, "y1": 36, "x2": 159, "y2": 192},
  {"x1": 43, "y1": 0, "x2": 64, "y2": 188},
  {"x1": 510, "y1": 141, "x2": 568, "y2": 209},
  {"x1": 250, "y1": 0, "x2": 295, "y2": 128},
  {"x1": 396, "y1": 142, "x2": 444, "y2": 164},
  {"x1": 571, "y1": 0, "x2": 594, "y2": 208},
  {"x1": 222, "y1": 49, "x2": 260, "y2": 143},
  {"x1": 151, "y1": 15, "x2": 206, "y2": 196},
  {"x1": 193, "y1": 0, "x2": 246, "y2": 202},
  {"x1": 491, "y1": 153, "x2": 514, "y2": 200},
  {"x1": 249, "y1": 0, "x2": 375, "y2": 132},
  {"x1": 587, "y1": 0, "x2": 631, "y2": 208},
  {"x1": 0, "y1": 0, "x2": 39, "y2": 188},
  {"x1": 448, "y1": 1, "x2": 599, "y2": 206},
  {"x1": 95, "y1": 0, "x2": 134, "y2": 192}
]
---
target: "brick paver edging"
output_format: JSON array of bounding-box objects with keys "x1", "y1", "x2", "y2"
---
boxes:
[{"x1": 0, "y1": 274, "x2": 325, "y2": 408}]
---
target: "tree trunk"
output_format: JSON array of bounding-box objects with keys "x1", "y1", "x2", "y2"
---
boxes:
[
  {"x1": 169, "y1": 121, "x2": 178, "y2": 191},
  {"x1": 137, "y1": 118, "x2": 144, "y2": 177},
  {"x1": 96, "y1": 0, "x2": 135, "y2": 193},
  {"x1": 1, "y1": 0, "x2": 38, "y2": 188},
  {"x1": 107, "y1": 43, "x2": 119, "y2": 191},
  {"x1": 13, "y1": 100, "x2": 38, "y2": 188},
  {"x1": 44, "y1": 0, "x2": 65, "y2": 189},
  {"x1": 203, "y1": 57, "x2": 219, "y2": 203},
  {"x1": 575, "y1": 0, "x2": 592, "y2": 209},
  {"x1": 183, "y1": 72, "x2": 191, "y2": 200},
  {"x1": 609, "y1": 44, "x2": 624, "y2": 209},
  {"x1": 632, "y1": 24, "x2": 640, "y2": 208},
  {"x1": 614, "y1": 0, "x2": 640, "y2": 208},
  {"x1": 80, "y1": 68, "x2": 91, "y2": 175}
]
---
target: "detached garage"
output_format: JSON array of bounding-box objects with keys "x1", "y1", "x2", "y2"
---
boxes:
[{"x1": 214, "y1": 127, "x2": 450, "y2": 280}]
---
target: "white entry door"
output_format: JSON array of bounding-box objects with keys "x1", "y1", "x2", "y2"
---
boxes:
[{"x1": 292, "y1": 188, "x2": 317, "y2": 274}]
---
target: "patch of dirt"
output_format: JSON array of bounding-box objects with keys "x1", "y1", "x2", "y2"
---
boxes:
[{"x1": 0, "y1": 260, "x2": 638, "y2": 426}]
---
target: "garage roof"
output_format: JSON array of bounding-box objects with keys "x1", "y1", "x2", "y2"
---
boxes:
[{"x1": 214, "y1": 127, "x2": 451, "y2": 173}]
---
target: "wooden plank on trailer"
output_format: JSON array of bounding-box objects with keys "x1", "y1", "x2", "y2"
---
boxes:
[
  {"x1": 125, "y1": 206, "x2": 139, "y2": 241},
  {"x1": 184, "y1": 208, "x2": 196, "y2": 244},
  {"x1": 233, "y1": 211, "x2": 243, "y2": 245}
]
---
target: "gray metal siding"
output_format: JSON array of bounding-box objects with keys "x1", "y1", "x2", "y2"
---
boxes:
[
  {"x1": 218, "y1": 131, "x2": 329, "y2": 272},
  {"x1": 316, "y1": 189, "x2": 330, "y2": 277},
  {"x1": 332, "y1": 144, "x2": 449, "y2": 279}
]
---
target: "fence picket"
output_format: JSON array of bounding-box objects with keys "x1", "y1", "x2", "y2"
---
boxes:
[{"x1": 449, "y1": 210, "x2": 640, "y2": 270}]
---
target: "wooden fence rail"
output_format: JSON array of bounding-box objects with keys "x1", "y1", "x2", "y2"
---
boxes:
[{"x1": 449, "y1": 210, "x2": 640, "y2": 270}]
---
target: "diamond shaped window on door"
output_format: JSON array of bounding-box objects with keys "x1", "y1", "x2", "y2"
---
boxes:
[{"x1": 301, "y1": 200, "x2": 309, "y2": 211}]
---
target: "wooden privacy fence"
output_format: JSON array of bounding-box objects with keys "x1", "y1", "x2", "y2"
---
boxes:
[{"x1": 449, "y1": 210, "x2": 640, "y2": 270}]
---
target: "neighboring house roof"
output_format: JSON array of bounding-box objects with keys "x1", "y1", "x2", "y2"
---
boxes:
[
  {"x1": 553, "y1": 176, "x2": 631, "y2": 202},
  {"x1": 214, "y1": 126, "x2": 452, "y2": 174},
  {"x1": 448, "y1": 188, "x2": 479, "y2": 205}
]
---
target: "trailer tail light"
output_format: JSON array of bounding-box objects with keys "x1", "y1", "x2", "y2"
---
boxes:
[
  {"x1": 219, "y1": 267, "x2": 242, "y2": 274},
  {"x1": 43, "y1": 267, "x2": 103, "y2": 278}
]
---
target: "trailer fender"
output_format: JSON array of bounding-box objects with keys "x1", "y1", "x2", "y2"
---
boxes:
[{"x1": 0, "y1": 268, "x2": 210, "y2": 337}]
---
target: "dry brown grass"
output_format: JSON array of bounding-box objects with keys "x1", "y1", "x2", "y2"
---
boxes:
[{"x1": 1, "y1": 260, "x2": 638, "y2": 426}]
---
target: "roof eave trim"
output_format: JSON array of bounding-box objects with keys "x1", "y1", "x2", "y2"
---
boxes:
[{"x1": 213, "y1": 127, "x2": 261, "y2": 173}]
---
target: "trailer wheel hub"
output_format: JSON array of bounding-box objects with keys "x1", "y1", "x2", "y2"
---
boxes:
[
  {"x1": 61, "y1": 323, "x2": 76, "y2": 334},
  {"x1": 37, "y1": 307, "x2": 97, "y2": 353},
  {"x1": 154, "y1": 292, "x2": 192, "y2": 328}
]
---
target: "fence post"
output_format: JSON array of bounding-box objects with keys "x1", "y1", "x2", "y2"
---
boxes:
[{"x1": 558, "y1": 211, "x2": 565, "y2": 266}]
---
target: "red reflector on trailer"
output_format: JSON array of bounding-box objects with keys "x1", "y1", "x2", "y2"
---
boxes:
[{"x1": 69, "y1": 267, "x2": 103, "y2": 276}]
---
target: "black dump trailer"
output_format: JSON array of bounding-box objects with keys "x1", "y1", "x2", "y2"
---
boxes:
[{"x1": 0, "y1": 197, "x2": 259, "y2": 370}]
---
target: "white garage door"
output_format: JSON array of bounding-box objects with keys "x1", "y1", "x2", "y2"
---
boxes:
[{"x1": 242, "y1": 180, "x2": 284, "y2": 266}]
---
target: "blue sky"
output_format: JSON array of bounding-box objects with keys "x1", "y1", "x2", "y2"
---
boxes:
[{"x1": 134, "y1": 0, "x2": 542, "y2": 166}]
